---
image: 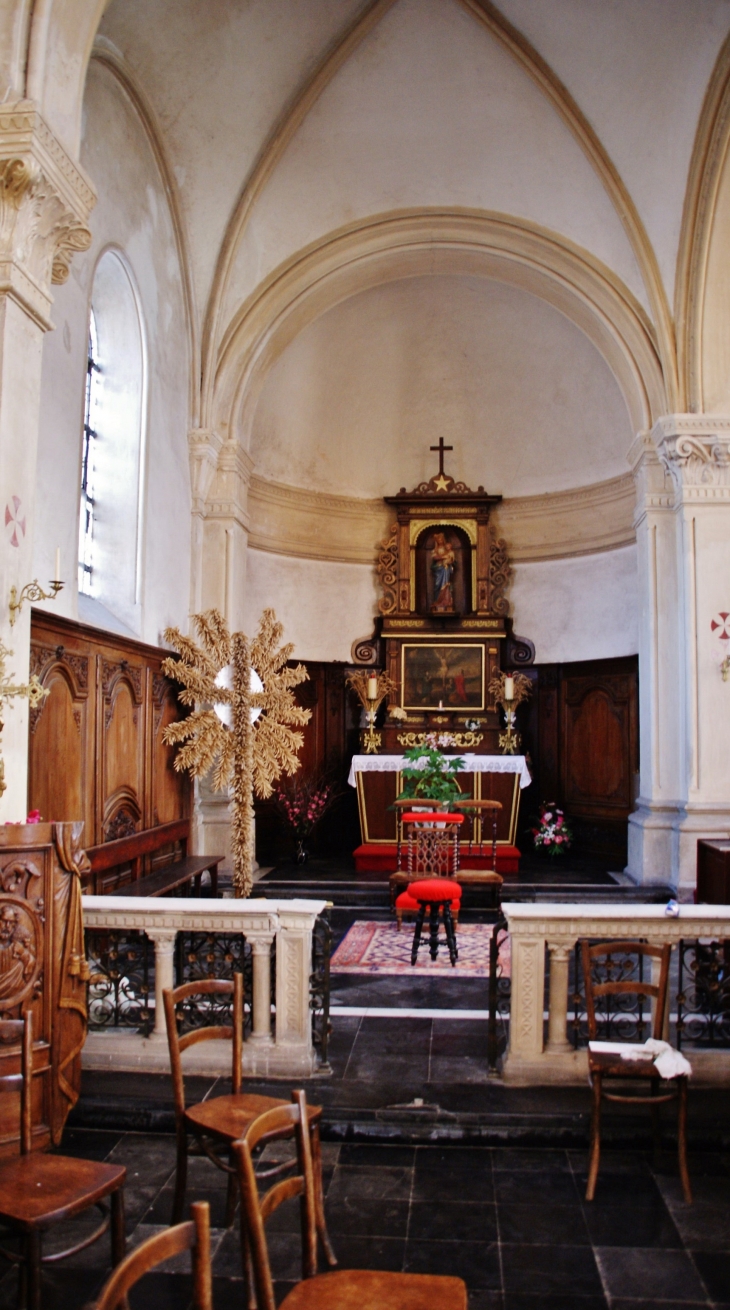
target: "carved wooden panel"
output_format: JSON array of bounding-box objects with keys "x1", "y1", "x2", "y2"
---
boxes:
[
  {"x1": 562, "y1": 675, "x2": 634, "y2": 813},
  {"x1": 533, "y1": 656, "x2": 638, "y2": 862},
  {"x1": 28, "y1": 613, "x2": 191, "y2": 847},
  {"x1": 0, "y1": 824, "x2": 89, "y2": 1155}
]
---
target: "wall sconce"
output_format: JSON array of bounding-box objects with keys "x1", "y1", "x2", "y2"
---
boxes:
[
  {"x1": 0, "y1": 639, "x2": 49, "y2": 796},
  {"x1": 8, "y1": 549, "x2": 64, "y2": 628}
]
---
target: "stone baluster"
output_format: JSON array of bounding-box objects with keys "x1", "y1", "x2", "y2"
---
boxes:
[
  {"x1": 145, "y1": 928, "x2": 178, "y2": 1038},
  {"x1": 546, "y1": 942, "x2": 573, "y2": 1053},
  {"x1": 245, "y1": 930, "x2": 275, "y2": 1043}
]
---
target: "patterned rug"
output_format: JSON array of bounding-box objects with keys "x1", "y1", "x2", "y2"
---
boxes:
[{"x1": 330, "y1": 920, "x2": 510, "y2": 978}]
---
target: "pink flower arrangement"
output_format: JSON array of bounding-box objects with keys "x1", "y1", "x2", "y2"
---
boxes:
[
  {"x1": 532, "y1": 802, "x2": 573, "y2": 857},
  {"x1": 274, "y1": 777, "x2": 339, "y2": 839}
]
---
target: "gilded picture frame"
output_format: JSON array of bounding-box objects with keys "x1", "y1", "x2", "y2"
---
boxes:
[{"x1": 401, "y1": 643, "x2": 485, "y2": 711}]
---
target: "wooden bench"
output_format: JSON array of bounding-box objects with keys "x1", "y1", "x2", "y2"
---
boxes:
[{"x1": 85, "y1": 819, "x2": 223, "y2": 898}]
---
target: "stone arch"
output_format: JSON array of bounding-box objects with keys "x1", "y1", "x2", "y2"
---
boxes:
[
  {"x1": 211, "y1": 210, "x2": 666, "y2": 455},
  {"x1": 675, "y1": 30, "x2": 730, "y2": 413},
  {"x1": 202, "y1": 0, "x2": 676, "y2": 426}
]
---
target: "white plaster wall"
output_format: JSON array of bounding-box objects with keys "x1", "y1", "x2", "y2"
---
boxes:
[
  {"x1": 498, "y1": 0, "x2": 730, "y2": 305},
  {"x1": 245, "y1": 550, "x2": 379, "y2": 663},
  {"x1": 35, "y1": 59, "x2": 192, "y2": 645},
  {"x1": 224, "y1": 0, "x2": 647, "y2": 324},
  {"x1": 251, "y1": 275, "x2": 633, "y2": 499},
  {"x1": 245, "y1": 544, "x2": 638, "y2": 667},
  {"x1": 99, "y1": 0, "x2": 367, "y2": 321},
  {"x1": 509, "y1": 545, "x2": 638, "y2": 664}
]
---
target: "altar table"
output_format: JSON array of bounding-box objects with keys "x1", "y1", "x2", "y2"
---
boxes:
[{"x1": 348, "y1": 754, "x2": 531, "y2": 875}]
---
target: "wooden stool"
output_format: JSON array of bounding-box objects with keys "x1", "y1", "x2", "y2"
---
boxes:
[
  {"x1": 234, "y1": 1092, "x2": 467, "y2": 1310},
  {"x1": 0, "y1": 1012, "x2": 126, "y2": 1310},
  {"x1": 408, "y1": 879, "x2": 462, "y2": 965}
]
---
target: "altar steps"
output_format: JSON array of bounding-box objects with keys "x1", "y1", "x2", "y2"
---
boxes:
[{"x1": 257, "y1": 874, "x2": 673, "y2": 910}]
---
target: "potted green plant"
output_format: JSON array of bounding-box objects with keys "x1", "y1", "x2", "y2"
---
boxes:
[{"x1": 397, "y1": 744, "x2": 467, "y2": 807}]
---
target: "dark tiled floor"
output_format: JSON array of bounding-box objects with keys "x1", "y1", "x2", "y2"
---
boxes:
[{"x1": 2, "y1": 1132, "x2": 728, "y2": 1309}]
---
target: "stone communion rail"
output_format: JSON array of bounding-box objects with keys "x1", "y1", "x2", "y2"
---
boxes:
[
  {"x1": 81, "y1": 896, "x2": 328, "y2": 1079},
  {"x1": 502, "y1": 902, "x2": 730, "y2": 1085}
]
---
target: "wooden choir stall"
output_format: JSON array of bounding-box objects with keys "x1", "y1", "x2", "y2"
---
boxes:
[{"x1": 350, "y1": 441, "x2": 533, "y2": 874}]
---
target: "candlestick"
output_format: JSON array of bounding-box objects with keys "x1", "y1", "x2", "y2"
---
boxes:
[
  {"x1": 504, "y1": 675, "x2": 514, "y2": 701},
  {"x1": 54, "y1": 547, "x2": 61, "y2": 582}
]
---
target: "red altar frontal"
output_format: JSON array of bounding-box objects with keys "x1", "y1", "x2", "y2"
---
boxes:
[{"x1": 348, "y1": 754, "x2": 530, "y2": 875}]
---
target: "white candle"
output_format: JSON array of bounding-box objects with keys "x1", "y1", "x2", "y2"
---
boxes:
[
  {"x1": 367, "y1": 674, "x2": 378, "y2": 700},
  {"x1": 504, "y1": 675, "x2": 514, "y2": 701},
  {"x1": 438, "y1": 699, "x2": 443, "y2": 710},
  {"x1": 54, "y1": 547, "x2": 61, "y2": 581}
]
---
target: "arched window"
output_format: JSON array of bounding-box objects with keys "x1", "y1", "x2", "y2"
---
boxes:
[
  {"x1": 78, "y1": 311, "x2": 100, "y2": 595},
  {"x1": 77, "y1": 250, "x2": 146, "y2": 630}
]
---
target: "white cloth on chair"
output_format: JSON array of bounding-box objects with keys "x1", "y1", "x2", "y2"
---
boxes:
[{"x1": 589, "y1": 1039, "x2": 692, "y2": 1079}]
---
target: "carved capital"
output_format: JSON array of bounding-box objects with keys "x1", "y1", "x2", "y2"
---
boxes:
[
  {"x1": 650, "y1": 415, "x2": 730, "y2": 503},
  {"x1": 188, "y1": 428, "x2": 223, "y2": 513},
  {"x1": 0, "y1": 102, "x2": 95, "y2": 326}
]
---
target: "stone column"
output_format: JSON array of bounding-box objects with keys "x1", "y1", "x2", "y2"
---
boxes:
[
  {"x1": 145, "y1": 928, "x2": 178, "y2": 1038},
  {"x1": 505, "y1": 933, "x2": 545, "y2": 1063},
  {"x1": 199, "y1": 439, "x2": 253, "y2": 632},
  {"x1": 546, "y1": 943, "x2": 572, "y2": 1053},
  {"x1": 245, "y1": 930, "x2": 274, "y2": 1043},
  {"x1": 628, "y1": 416, "x2": 730, "y2": 894},
  {"x1": 275, "y1": 910, "x2": 315, "y2": 1053},
  {"x1": 0, "y1": 103, "x2": 94, "y2": 819}
]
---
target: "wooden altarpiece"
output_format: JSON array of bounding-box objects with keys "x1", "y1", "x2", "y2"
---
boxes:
[{"x1": 370, "y1": 442, "x2": 513, "y2": 753}]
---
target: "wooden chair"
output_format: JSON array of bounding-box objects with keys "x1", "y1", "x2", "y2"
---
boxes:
[
  {"x1": 233, "y1": 1091, "x2": 468, "y2": 1310},
  {"x1": 393, "y1": 797, "x2": 448, "y2": 871},
  {"x1": 392, "y1": 813, "x2": 464, "y2": 950},
  {"x1": 581, "y1": 940, "x2": 692, "y2": 1204},
  {"x1": 0, "y1": 1012, "x2": 126, "y2": 1310},
  {"x1": 87, "y1": 1199, "x2": 211, "y2": 1310},
  {"x1": 163, "y1": 974, "x2": 336, "y2": 1268}
]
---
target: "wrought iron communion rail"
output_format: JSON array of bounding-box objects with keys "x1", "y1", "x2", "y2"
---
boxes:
[{"x1": 82, "y1": 895, "x2": 328, "y2": 1077}]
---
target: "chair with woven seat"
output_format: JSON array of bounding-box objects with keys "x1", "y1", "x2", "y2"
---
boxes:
[
  {"x1": 88, "y1": 1199, "x2": 211, "y2": 1310},
  {"x1": 233, "y1": 1090, "x2": 468, "y2": 1310},
  {"x1": 0, "y1": 1012, "x2": 126, "y2": 1310},
  {"x1": 393, "y1": 813, "x2": 465, "y2": 965},
  {"x1": 581, "y1": 939, "x2": 692, "y2": 1203},
  {"x1": 163, "y1": 973, "x2": 336, "y2": 1269}
]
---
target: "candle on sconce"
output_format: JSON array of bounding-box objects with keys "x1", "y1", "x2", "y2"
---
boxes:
[
  {"x1": 504, "y1": 675, "x2": 515, "y2": 701},
  {"x1": 367, "y1": 674, "x2": 378, "y2": 701},
  {"x1": 438, "y1": 699, "x2": 443, "y2": 711},
  {"x1": 54, "y1": 547, "x2": 61, "y2": 582}
]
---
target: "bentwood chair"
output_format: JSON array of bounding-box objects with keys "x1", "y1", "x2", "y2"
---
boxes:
[
  {"x1": 581, "y1": 939, "x2": 692, "y2": 1203},
  {"x1": 163, "y1": 974, "x2": 336, "y2": 1267},
  {"x1": 234, "y1": 1091, "x2": 468, "y2": 1310},
  {"x1": 88, "y1": 1200, "x2": 211, "y2": 1310},
  {"x1": 0, "y1": 1012, "x2": 126, "y2": 1310}
]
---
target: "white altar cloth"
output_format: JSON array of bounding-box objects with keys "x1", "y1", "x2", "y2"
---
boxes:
[{"x1": 348, "y1": 753, "x2": 532, "y2": 789}]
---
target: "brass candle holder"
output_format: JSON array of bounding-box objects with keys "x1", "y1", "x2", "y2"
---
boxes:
[
  {"x1": 9, "y1": 577, "x2": 64, "y2": 627},
  {"x1": 346, "y1": 670, "x2": 398, "y2": 754},
  {"x1": 488, "y1": 671, "x2": 532, "y2": 755},
  {"x1": 0, "y1": 640, "x2": 49, "y2": 796}
]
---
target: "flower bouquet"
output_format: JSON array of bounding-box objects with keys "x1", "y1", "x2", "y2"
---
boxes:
[
  {"x1": 532, "y1": 802, "x2": 573, "y2": 857},
  {"x1": 273, "y1": 775, "x2": 340, "y2": 862}
]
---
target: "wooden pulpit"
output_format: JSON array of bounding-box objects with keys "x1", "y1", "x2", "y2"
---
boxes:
[{"x1": 0, "y1": 822, "x2": 89, "y2": 1155}]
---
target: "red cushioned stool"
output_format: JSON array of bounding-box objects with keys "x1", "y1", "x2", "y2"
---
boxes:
[
  {"x1": 408, "y1": 877, "x2": 463, "y2": 966},
  {"x1": 397, "y1": 813, "x2": 465, "y2": 967}
]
